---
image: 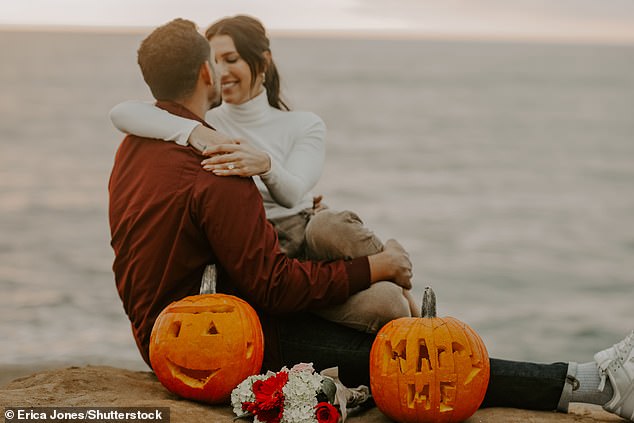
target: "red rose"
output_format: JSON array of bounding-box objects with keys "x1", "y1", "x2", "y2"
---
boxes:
[
  {"x1": 244, "y1": 371, "x2": 289, "y2": 423},
  {"x1": 315, "y1": 402, "x2": 339, "y2": 423}
]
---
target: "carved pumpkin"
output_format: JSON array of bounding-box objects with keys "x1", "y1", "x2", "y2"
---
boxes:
[
  {"x1": 149, "y1": 294, "x2": 264, "y2": 404},
  {"x1": 369, "y1": 287, "x2": 489, "y2": 423}
]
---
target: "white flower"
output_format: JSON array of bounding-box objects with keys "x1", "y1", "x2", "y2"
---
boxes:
[
  {"x1": 230, "y1": 374, "x2": 267, "y2": 417},
  {"x1": 280, "y1": 366, "x2": 324, "y2": 423},
  {"x1": 231, "y1": 363, "x2": 331, "y2": 423}
]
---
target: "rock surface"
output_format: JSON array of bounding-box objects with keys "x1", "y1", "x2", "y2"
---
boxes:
[{"x1": 0, "y1": 366, "x2": 626, "y2": 422}]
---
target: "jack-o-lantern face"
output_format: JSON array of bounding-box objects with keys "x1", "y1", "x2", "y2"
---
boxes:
[
  {"x1": 150, "y1": 294, "x2": 264, "y2": 404},
  {"x1": 370, "y1": 287, "x2": 489, "y2": 423}
]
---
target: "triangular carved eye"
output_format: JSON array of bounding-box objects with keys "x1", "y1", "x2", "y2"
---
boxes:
[
  {"x1": 169, "y1": 321, "x2": 181, "y2": 338},
  {"x1": 207, "y1": 321, "x2": 219, "y2": 335}
]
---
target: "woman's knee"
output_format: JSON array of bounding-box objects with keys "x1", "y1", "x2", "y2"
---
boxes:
[
  {"x1": 363, "y1": 282, "x2": 412, "y2": 326},
  {"x1": 305, "y1": 210, "x2": 383, "y2": 260},
  {"x1": 317, "y1": 282, "x2": 412, "y2": 333}
]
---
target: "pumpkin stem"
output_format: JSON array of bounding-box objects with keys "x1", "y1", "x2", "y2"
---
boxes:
[
  {"x1": 200, "y1": 264, "x2": 217, "y2": 295},
  {"x1": 422, "y1": 286, "x2": 437, "y2": 318}
]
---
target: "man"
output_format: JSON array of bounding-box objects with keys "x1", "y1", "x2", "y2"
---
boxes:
[
  {"x1": 109, "y1": 17, "x2": 412, "y2": 381},
  {"x1": 109, "y1": 19, "x2": 633, "y2": 420}
]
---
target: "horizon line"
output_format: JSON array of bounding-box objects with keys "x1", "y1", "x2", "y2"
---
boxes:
[{"x1": 2, "y1": 23, "x2": 634, "y2": 46}]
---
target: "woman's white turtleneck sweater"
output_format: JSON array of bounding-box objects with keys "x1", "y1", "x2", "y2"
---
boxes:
[{"x1": 109, "y1": 90, "x2": 326, "y2": 220}]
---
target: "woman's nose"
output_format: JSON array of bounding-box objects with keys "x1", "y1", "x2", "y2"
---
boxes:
[{"x1": 218, "y1": 62, "x2": 229, "y2": 76}]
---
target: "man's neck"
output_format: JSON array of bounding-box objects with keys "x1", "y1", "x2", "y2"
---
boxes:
[
  {"x1": 157, "y1": 99, "x2": 211, "y2": 127},
  {"x1": 177, "y1": 97, "x2": 208, "y2": 121}
]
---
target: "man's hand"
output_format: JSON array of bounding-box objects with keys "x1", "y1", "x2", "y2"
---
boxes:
[
  {"x1": 188, "y1": 124, "x2": 238, "y2": 152},
  {"x1": 368, "y1": 239, "x2": 412, "y2": 289}
]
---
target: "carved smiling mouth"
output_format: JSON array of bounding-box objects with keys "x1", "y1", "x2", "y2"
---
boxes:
[{"x1": 166, "y1": 359, "x2": 220, "y2": 387}]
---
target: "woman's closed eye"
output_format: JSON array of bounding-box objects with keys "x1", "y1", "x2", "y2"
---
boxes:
[{"x1": 224, "y1": 54, "x2": 240, "y2": 64}]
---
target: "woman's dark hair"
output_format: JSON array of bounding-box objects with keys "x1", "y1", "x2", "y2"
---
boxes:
[{"x1": 205, "y1": 15, "x2": 289, "y2": 111}]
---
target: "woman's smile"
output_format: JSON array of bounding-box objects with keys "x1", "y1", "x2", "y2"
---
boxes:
[{"x1": 221, "y1": 80, "x2": 239, "y2": 92}]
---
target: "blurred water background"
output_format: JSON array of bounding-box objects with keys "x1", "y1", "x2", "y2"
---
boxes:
[{"x1": 0, "y1": 30, "x2": 632, "y2": 373}]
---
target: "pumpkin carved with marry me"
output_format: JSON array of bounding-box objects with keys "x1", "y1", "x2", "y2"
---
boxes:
[{"x1": 370, "y1": 287, "x2": 490, "y2": 423}]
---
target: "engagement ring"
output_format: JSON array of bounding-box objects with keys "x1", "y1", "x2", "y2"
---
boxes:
[{"x1": 227, "y1": 163, "x2": 236, "y2": 170}]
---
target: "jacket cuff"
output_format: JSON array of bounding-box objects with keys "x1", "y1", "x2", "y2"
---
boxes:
[{"x1": 344, "y1": 256, "x2": 371, "y2": 295}]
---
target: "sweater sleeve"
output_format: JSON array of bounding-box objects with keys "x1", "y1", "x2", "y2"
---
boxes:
[
  {"x1": 109, "y1": 100, "x2": 199, "y2": 146},
  {"x1": 259, "y1": 114, "x2": 326, "y2": 208},
  {"x1": 195, "y1": 173, "x2": 371, "y2": 313}
]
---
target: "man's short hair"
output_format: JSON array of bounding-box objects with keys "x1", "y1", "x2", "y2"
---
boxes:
[{"x1": 137, "y1": 18, "x2": 211, "y2": 101}]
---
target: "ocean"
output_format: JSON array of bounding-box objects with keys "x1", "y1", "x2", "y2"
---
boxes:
[{"x1": 0, "y1": 30, "x2": 632, "y2": 371}]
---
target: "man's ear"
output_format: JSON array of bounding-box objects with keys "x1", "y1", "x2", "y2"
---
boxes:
[{"x1": 200, "y1": 62, "x2": 212, "y2": 86}]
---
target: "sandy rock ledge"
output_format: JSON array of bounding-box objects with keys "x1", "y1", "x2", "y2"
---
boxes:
[{"x1": 0, "y1": 366, "x2": 626, "y2": 422}]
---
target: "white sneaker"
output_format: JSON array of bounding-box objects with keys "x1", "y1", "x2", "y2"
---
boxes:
[{"x1": 594, "y1": 331, "x2": 634, "y2": 421}]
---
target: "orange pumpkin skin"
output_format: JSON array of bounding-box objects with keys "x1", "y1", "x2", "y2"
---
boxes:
[
  {"x1": 149, "y1": 294, "x2": 264, "y2": 404},
  {"x1": 369, "y1": 288, "x2": 489, "y2": 423}
]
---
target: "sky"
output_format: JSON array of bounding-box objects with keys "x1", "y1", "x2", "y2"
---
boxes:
[{"x1": 2, "y1": 0, "x2": 634, "y2": 43}]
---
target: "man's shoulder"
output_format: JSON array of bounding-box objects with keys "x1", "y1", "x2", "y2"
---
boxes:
[
  {"x1": 112, "y1": 135, "x2": 259, "y2": 198},
  {"x1": 112, "y1": 135, "x2": 204, "y2": 185}
]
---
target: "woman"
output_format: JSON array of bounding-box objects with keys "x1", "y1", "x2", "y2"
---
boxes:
[{"x1": 110, "y1": 15, "x2": 419, "y2": 332}]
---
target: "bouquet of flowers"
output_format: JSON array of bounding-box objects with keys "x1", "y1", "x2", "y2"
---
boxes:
[{"x1": 231, "y1": 363, "x2": 365, "y2": 423}]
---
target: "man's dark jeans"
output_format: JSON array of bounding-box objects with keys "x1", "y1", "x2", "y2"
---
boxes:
[{"x1": 276, "y1": 312, "x2": 568, "y2": 411}]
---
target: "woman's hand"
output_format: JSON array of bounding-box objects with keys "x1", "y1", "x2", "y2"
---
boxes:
[
  {"x1": 188, "y1": 124, "x2": 238, "y2": 152},
  {"x1": 201, "y1": 140, "x2": 271, "y2": 177},
  {"x1": 312, "y1": 195, "x2": 329, "y2": 212}
]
